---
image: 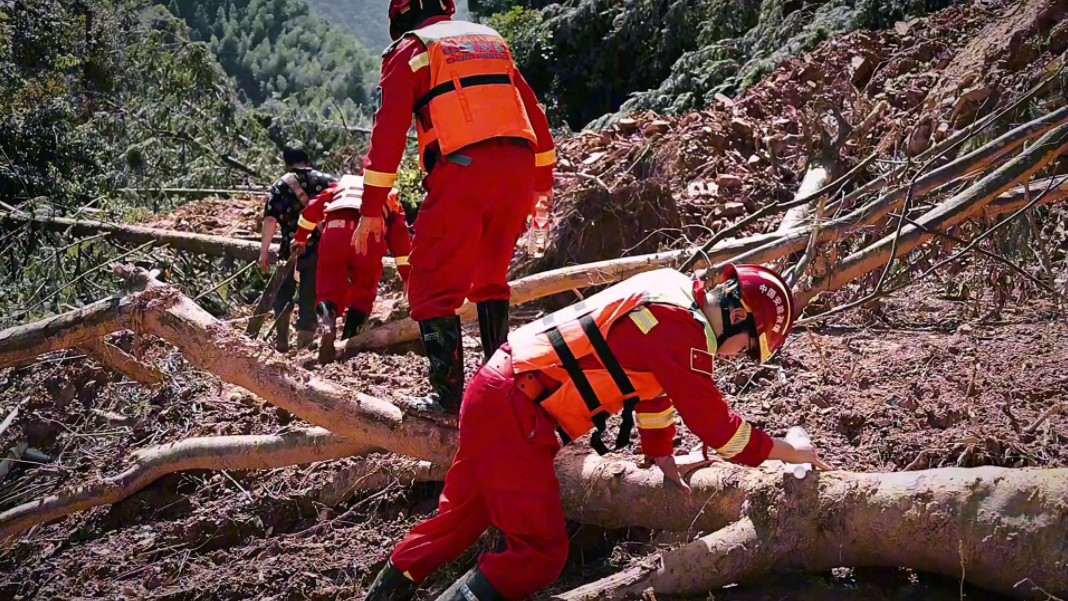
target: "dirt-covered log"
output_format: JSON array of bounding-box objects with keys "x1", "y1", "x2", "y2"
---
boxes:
[
  {"x1": 0, "y1": 293, "x2": 160, "y2": 369},
  {"x1": 137, "y1": 282, "x2": 458, "y2": 465},
  {"x1": 830, "y1": 104, "x2": 1068, "y2": 213},
  {"x1": 0, "y1": 212, "x2": 402, "y2": 273},
  {"x1": 799, "y1": 122, "x2": 1068, "y2": 305},
  {"x1": 0, "y1": 428, "x2": 369, "y2": 542},
  {"x1": 555, "y1": 465, "x2": 1068, "y2": 600},
  {"x1": 0, "y1": 212, "x2": 276, "y2": 262},
  {"x1": 77, "y1": 337, "x2": 165, "y2": 386}
]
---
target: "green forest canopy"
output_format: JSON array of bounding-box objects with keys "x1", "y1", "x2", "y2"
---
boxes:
[
  {"x1": 305, "y1": 0, "x2": 472, "y2": 51},
  {"x1": 159, "y1": 0, "x2": 378, "y2": 115}
]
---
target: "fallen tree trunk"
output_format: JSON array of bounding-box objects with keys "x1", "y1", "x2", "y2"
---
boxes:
[
  {"x1": 0, "y1": 212, "x2": 401, "y2": 272},
  {"x1": 0, "y1": 212, "x2": 277, "y2": 262},
  {"x1": 77, "y1": 337, "x2": 165, "y2": 386},
  {"x1": 0, "y1": 292, "x2": 163, "y2": 368},
  {"x1": 555, "y1": 465, "x2": 1068, "y2": 600},
  {"x1": 799, "y1": 122, "x2": 1068, "y2": 306},
  {"x1": 829, "y1": 104, "x2": 1068, "y2": 214},
  {"x1": 0, "y1": 427, "x2": 368, "y2": 542}
]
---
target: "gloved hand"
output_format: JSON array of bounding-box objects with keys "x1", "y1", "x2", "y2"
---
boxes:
[{"x1": 290, "y1": 241, "x2": 306, "y2": 260}]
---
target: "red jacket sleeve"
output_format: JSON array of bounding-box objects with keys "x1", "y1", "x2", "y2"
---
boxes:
[
  {"x1": 293, "y1": 186, "x2": 334, "y2": 245},
  {"x1": 386, "y1": 205, "x2": 412, "y2": 282},
  {"x1": 609, "y1": 305, "x2": 773, "y2": 467},
  {"x1": 513, "y1": 68, "x2": 555, "y2": 194},
  {"x1": 635, "y1": 395, "x2": 677, "y2": 458},
  {"x1": 362, "y1": 40, "x2": 420, "y2": 220}
]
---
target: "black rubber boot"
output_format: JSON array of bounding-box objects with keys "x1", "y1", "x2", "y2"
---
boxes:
[
  {"x1": 410, "y1": 316, "x2": 464, "y2": 414},
  {"x1": 342, "y1": 309, "x2": 369, "y2": 340},
  {"x1": 274, "y1": 309, "x2": 291, "y2": 353},
  {"x1": 476, "y1": 299, "x2": 510, "y2": 361},
  {"x1": 433, "y1": 566, "x2": 505, "y2": 601},
  {"x1": 316, "y1": 301, "x2": 338, "y2": 365},
  {"x1": 363, "y1": 560, "x2": 417, "y2": 601}
]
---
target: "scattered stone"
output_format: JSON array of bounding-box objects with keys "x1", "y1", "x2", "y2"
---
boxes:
[
  {"x1": 715, "y1": 174, "x2": 743, "y2": 189},
  {"x1": 730, "y1": 118, "x2": 754, "y2": 140},
  {"x1": 717, "y1": 202, "x2": 747, "y2": 218},
  {"x1": 616, "y1": 118, "x2": 639, "y2": 134},
  {"x1": 642, "y1": 120, "x2": 671, "y2": 136}
]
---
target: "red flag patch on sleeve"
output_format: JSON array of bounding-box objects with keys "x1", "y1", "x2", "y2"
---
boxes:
[{"x1": 690, "y1": 348, "x2": 715, "y2": 377}]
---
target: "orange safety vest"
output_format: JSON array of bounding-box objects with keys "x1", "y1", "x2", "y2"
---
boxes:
[
  {"x1": 325, "y1": 175, "x2": 403, "y2": 221},
  {"x1": 509, "y1": 268, "x2": 718, "y2": 452},
  {"x1": 401, "y1": 20, "x2": 538, "y2": 169}
]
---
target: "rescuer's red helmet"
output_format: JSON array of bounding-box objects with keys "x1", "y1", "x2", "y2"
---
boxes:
[
  {"x1": 719, "y1": 263, "x2": 797, "y2": 363},
  {"x1": 389, "y1": 0, "x2": 456, "y2": 39}
]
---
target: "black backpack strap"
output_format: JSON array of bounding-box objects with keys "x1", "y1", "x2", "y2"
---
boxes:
[
  {"x1": 546, "y1": 326, "x2": 611, "y2": 455},
  {"x1": 578, "y1": 314, "x2": 640, "y2": 450}
]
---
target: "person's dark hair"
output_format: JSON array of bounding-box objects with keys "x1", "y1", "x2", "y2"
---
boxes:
[{"x1": 282, "y1": 143, "x2": 310, "y2": 167}]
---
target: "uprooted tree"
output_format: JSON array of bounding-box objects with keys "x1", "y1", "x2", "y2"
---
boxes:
[{"x1": 3, "y1": 106, "x2": 1068, "y2": 598}]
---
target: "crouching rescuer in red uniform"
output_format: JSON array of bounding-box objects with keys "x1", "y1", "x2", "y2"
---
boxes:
[
  {"x1": 292, "y1": 174, "x2": 412, "y2": 364},
  {"x1": 362, "y1": 264, "x2": 834, "y2": 600},
  {"x1": 352, "y1": 0, "x2": 557, "y2": 413}
]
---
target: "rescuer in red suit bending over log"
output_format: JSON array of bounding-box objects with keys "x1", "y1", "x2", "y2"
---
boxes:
[
  {"x1": 362, "y1": 264, "x2": 834, "y2": 601},
  {"x1": 351, "y1": 0, "x2": 557, "y2": 414},
  {"x1": 292, "y1": 174, "x2": 411, "y2": 364}
]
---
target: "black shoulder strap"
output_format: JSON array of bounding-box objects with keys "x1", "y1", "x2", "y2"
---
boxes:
[
  {"x1": 579, "y1": 314, "x2": 639, "y2": 449},
  {"x1": 546, "y1": 327, "x2": 610, "y2": 455}
]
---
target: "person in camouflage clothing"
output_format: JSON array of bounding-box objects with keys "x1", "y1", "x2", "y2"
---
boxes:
[{"x1": 258, "y1": 143, "x2": 338, "y2": 352}]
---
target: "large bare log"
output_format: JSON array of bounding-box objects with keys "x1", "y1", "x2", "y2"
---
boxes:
[
  {"x1": 0, "y1": 212, "x2": 277, "y2": 262},
  {"x1": 138, "y1": 281, "x2": 459, "y2": 465},
  {"x1": 799, "y1": 122, "x2": 1068, "y2": 306},
  {"x1": 0, "y1": 427, "x2": 368, "y2": 542},
  {"x1": 0, "y1": 293, "x2": 154, "y2": 368},
  {"x1": 556, "y1": 465, "x2": 1068, "y2": 600}
]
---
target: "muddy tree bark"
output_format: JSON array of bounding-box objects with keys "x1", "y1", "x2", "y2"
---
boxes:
[{"x1": 555, "y1": 465, "x2": 1068, "y2": 600}]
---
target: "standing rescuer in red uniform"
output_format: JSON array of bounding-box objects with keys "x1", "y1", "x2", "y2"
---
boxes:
[
  {"x1": 351, "y1": 0, "x2": 557, "y2": 413},
  {"x1": 292, "y1": 174, "x2": 412, "y2": 364},
  {"x1": 363, "y1": 264, "x2": 835, "y2": 601}
]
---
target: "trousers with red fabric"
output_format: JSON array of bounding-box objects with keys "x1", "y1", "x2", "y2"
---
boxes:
[
  {"x1": 316, "y1": 209, "x2": 386, "y2": 314},
  {"x1": 408, "y1": 138, "x2": 535, "y2": 321},
  {"x1": 389, "y1": 349, "x2": 569, "y2": 599}
]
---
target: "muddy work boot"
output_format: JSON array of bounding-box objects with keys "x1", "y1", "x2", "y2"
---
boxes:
[
  {"x1": 476, "y1": 299, "x2": 510, "y2": 361},
  {"x1": 316, "y1": 302, "x2": 338, "y2": 364},
  {"x1": 363, "y1": 560, "x2": 417, "y2": 601},
  {"x1": 295, "y1": 329, "x2": 315, "y2": 351},
  {"x1": 433, "y1": 566, "x2": 505, "y2": 601},
  {"x1": 342, "y1": 309, "x2": 368, "y2": 340},
  {"x1": 274, "y1": 309, "x2": 292, "y2": 353},
  {"x1": 409, "y1": 316, "x2": 464, "y2": 414}
]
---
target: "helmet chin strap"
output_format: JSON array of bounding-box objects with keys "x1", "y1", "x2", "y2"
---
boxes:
[{"x1": 715, "y1": 279, "x2": 756, "y2": 349}]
